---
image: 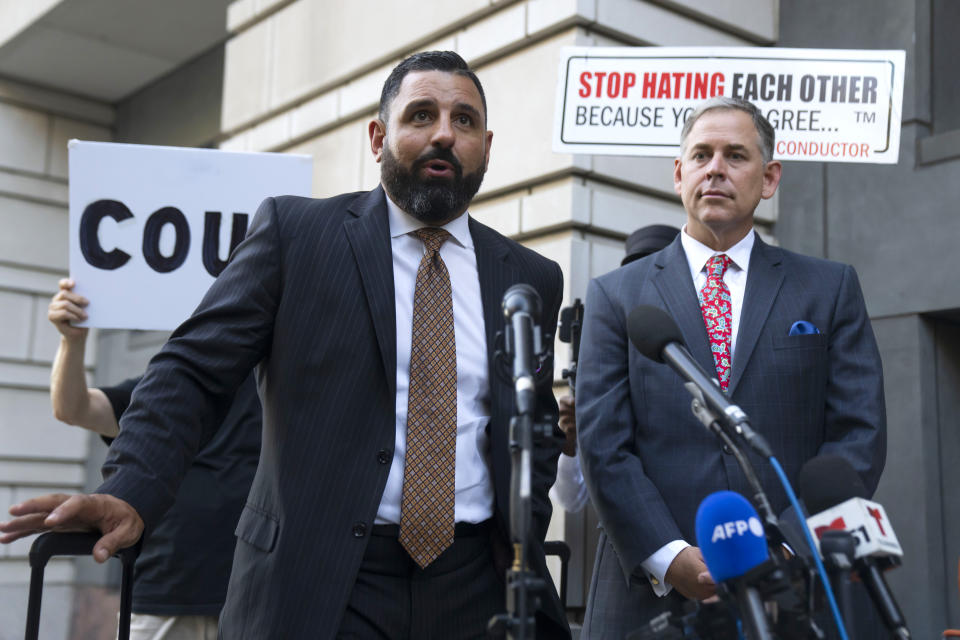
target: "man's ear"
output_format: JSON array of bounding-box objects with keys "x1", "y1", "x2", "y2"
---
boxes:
[
  {"x1": 673, "y1": 157, "x2": 683, "y2": 196},
  {"x1": 761, "y1": 160, "x2": 782, "y2": 199},
  {"x1": 483, "y1": 130, "x2": 493, "y2": 171},
  {"x1": 369, "y1": 119, "x2": 386, "y2": 163}
]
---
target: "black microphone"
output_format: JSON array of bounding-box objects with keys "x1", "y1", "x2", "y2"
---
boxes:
[
  {"x1": 502, "y1": 284, "x2": 542, "y2": 416},
  {"x1": 797, "y1": 454, "x2": 868, "y2": 513},
  {"x1": 818, "y1": 529, "x2": 859, "y2": 638},
  {"x1": 626, "y1": 305, "x2": 772, "y2": 458},
  {"x1": 798, "y1": 455, "x2": 911, "y2": 640}
]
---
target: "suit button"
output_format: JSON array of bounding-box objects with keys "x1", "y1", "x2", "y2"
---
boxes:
[
  {"x1": 723, "y1": 444, "x2": 733, "y2": 455},
  {"x1": 352, "y1": 522, "x2": 367, "y2": 537},
  {"x1": 377, "y1": 449, "x2": 392, "y2": 465}
]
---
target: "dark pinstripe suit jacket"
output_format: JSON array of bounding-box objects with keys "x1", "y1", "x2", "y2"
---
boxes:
[
  {"x1": 98, "y1": 186, "x2": 569, "y2": 639},
  {"x1": 576, "y1": 234, "x2": 886, "y2": 635}
]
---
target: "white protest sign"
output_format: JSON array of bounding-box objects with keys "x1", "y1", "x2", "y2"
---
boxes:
[
  {"x1": 69, "y1": 141, "x2": 312, "y2": 330},
  {"x1": 553, "y1": 47, "x2": 905, "y2": 163}
]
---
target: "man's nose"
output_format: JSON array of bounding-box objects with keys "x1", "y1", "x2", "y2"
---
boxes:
[
  {"x1": 705, "y1": 153, "x2": 726, "y2": 178},
  {"x1": 431, "y1": 116, "x2": 456, "y2": 147}
]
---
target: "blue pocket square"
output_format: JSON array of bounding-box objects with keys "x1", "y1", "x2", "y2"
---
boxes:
[{"x1": 789, "y1": 320, "x2": 820, "y2": 336}]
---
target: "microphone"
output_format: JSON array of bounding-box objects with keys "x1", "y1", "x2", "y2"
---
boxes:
[
  {"x1": 798, "y1": 456, "x2": 911, "y2": 639},
  {"x1": 818, "y1": 529, "x2": 859, "y2": 638},
  {"x1": 627, "y1": 305, "x2": 772, "y2": 457},
  {"x1": 696, "y1": 490, "x2": 774, "y2": 640},
  {"x1": 798, "y1": 454, "x2": 869, "y2": 512},
  {"x1": 502, "y1": 284, "x2": 542, "y2": 416}
]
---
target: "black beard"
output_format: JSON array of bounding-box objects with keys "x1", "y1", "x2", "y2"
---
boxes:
[{"x1": 381, "y1": 146, "x2": 485, "y2": 224}]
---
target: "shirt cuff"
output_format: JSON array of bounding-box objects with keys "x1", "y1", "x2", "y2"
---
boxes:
[
  {"x1": 557, "y1": 451, "x2": 581, "y2": 477},
  {"x1": 640, "y1": 540, "x2": 690, "y2": 597},
  {"x1": 549, "y1": 453, "x2": 589, "y2": 513}
]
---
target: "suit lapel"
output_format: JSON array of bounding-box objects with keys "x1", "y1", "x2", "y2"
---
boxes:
[
  {"x1": 653, "y1": 238, "x2": 717, "y2": 376},
  {"x1": 469, "y1": 218, "x2": 518, "y2": 405},
  {"x1": 469, "y1": 217, "x2": 518, "y2": 515},
  {"x1": 343, "y1": 186, "x2": 397, "y2": 394},
  {"x1": 728, "y1": 234, "x2": 784, "y2": 395}
]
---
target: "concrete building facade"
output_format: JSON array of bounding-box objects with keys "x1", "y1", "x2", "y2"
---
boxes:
[{"x1": 0, "y1": 1, "x2": 954, "y2": 637}]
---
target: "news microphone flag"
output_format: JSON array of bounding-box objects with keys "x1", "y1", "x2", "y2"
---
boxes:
[
  {"x1": 806, "y1": 497, "x2": 903, "y2": 560},
  {"x1": 798, "y1": 455, "x2": 910, "y2": 638},
  {"x1": 696, "y1": 490, "x2": 769, "y2": 582}
]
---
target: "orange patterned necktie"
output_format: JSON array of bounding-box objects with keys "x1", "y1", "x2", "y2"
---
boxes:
[{"x1": 399, "y1": 227, "x2": 457, "y2": 568}]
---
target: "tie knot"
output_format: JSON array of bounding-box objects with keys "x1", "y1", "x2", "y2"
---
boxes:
[
  {"x1": 706, "y1": 253, "x2": 731, "y2": 278},
  {"x1": 414, "y1": 227, "x2": 451, "y2": 253}
]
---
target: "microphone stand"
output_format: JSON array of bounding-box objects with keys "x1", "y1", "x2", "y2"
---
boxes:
[
  {"x1": 558, "y1": 299, "x2": 584, "y2": 395},
  {"x1": 488, "y1": 303, "x2": 555, "y2": 640},
  {"x1": 818, "y1": 530, "x2": 858, "y2": 639},
  {"x1": 685, "y1": 384, "x2": 825, "y2": 640},
  {"x1": 684, "y1": 383, "x2": 776, "y2": 528}
]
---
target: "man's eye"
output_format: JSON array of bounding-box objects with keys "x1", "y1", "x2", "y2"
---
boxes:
[
  {"x1": 693, "y1": 152, "x2": 706, "y2": 160},
  {"x1": 456, "y1": 114, "x2": 473, "y2": 126},
  {"x1": 413, "y1": 111, "x2": 431, "y2": 122},
  {"x1": 730, "y1": 152, "x2": 744, "y2": 160}
]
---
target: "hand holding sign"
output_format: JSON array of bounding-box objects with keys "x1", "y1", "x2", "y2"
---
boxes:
[{"x1": 48, "y1": 279, "x2": 89, "y2": 341}]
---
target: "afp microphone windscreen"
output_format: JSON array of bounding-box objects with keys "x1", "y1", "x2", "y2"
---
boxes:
[
  {"x1": 626, "y1": 305, "x2": 683, "y2": 363},
  {"x1": 696, "y1": 491, "x2": 769, "y2": 583}
]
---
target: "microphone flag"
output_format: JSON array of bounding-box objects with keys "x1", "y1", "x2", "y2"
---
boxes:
[{"x1": 806, "y1": 497, "x2": 903, "y2": 560}]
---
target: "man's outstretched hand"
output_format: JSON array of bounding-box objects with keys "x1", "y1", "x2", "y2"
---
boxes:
[{"x1": 0, "y1": 493, "x2": 143, "y2": 562}]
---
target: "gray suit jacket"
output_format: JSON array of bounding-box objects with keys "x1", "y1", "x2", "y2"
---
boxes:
[
  {"x1": 99, "y1": 187, "x2": 569, "y2": 639},
  {"x1": 576, "y1": 234, "x2": 885, "y2": 636}
]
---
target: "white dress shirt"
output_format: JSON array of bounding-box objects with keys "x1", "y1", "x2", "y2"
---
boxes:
[
  {"x1": 550, "y1": 453, "x2": 589, "y2": 513},
  {"x1": 375, "y1": 195, "x2": 495, "y2": 525},
  {"x1": 640, "y1": 226, "x2": 754, "y2": 595}
]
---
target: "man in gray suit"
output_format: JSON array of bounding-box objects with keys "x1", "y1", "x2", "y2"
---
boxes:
[
  {"x1": 1, "y1": 51, "x2": 568, "y2": 639},
  {"x1": 576, "y1": 97, "x2": 886, "y2": 638}
]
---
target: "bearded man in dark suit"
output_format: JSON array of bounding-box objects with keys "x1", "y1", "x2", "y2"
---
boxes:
[{"x1": 2, "y1": 51, "x2": 569, "y2": 640}]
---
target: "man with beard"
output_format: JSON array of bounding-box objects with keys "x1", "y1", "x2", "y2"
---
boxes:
[{"x1": 1, "y1": 51, "x2": 569, "y2": 640}]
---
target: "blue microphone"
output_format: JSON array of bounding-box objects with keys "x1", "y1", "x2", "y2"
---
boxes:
[
  {"x1": 697, "y1": 490, "x2": 768, "y2": 580},
  {"x1": 696, "y1": 491, "x2": 773, "y2": 640}
]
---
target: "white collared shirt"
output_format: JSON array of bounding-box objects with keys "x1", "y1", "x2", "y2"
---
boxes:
[
  {"x1": 374, "y1": 194, "x2": 494, "y2": 525},
  {"x1": 640, "y1": 226, "x2": 755, "y2": 596}
]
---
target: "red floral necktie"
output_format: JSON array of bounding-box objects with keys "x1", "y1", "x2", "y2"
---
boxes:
[{"x1": 699, "y1": 254, "x2": 733, "y2": 392}]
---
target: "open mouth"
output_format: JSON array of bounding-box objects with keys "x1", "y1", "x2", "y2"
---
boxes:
[{"x1": 422, "y1": 159, "x2": 455, "y2": 178}]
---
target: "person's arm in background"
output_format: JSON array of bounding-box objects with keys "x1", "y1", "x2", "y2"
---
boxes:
[
  {"x1": 48, "y1": 279, "x2": 118, "y2": 437},
  {"x1": 549, "y1": 394, "x2": 589, "y2": 513}
]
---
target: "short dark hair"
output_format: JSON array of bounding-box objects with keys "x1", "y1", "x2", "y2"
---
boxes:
[
  {"x1": 378, "y1": 50, "x2": 487, "y2": 125},
  {"x1": 680, "y1": 97, "x2": 775, "y2": 163}
]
